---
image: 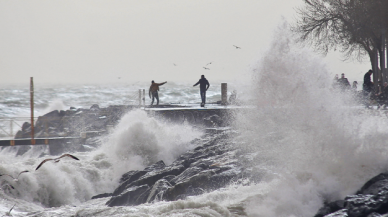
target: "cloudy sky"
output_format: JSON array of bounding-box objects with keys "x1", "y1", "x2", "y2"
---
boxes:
[{"x1": 0, "y1": 0, "x2": 370, "y2": 85}]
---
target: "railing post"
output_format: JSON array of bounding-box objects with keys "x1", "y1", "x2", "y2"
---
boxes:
[
  {"x1": 139, "y1": 89, "x2": 142, "y2": 106},
  {"x1": 382, "y1": 29, "x2": 386, "y2": 83},
  {"x1": 10, "y1": 120, "x2": 13, "y2": 138},
  {"x1": 221, "y1": 83, "x2": 227, "y2": 105},
  {"x1": 30, "y1": 77, "x2": 35, "y2": 145},
  {"x1": 143, "y1": 89, "x2": 145, "y2": 106}
]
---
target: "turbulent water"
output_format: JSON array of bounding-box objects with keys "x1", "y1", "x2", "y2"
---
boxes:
[{"x1": 1, "y1": 21, "x2": 388, "y2": 217}]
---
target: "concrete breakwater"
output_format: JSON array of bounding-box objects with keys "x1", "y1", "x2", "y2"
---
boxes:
[{"x1": 11, "y1": 104, "x2": 235, "y2": 155}]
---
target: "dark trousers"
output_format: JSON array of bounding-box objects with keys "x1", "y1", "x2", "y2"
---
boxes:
[
  {"x1": 200, "y1": 90, "x2": 206, "y2": 104},
  {"x1": 151, "y1": 91, "x2": 159, "y2": 105}
]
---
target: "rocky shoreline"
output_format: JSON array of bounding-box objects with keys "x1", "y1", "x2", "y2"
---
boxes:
[
  {"x1": 94, "y1": 131, "x2": 248, "y2": 210},
  {"x1": 10, "y1": 105, "x2": 388, "y2": 216},
  {"x1": 314, "y1": 172, "x2": 388, "y2": 217}
]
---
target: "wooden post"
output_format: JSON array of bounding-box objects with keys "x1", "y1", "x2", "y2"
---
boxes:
[
  {"x1": 221, "y1": 83, "x2": 227, "y2": 105},
  {"x1": 30, "y1": 77, "x2": 35, "y2": 145}
]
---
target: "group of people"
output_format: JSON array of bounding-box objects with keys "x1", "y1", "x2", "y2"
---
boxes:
[
  {"x1": 149, "y1": 75, "x2": 210, "y2": 107},
  {"x1": 334, "y1": 69, "x2": 388, "y2": 108},
  {"x1": 333, "y1": 73, "x2": 358, "y2": 92}
]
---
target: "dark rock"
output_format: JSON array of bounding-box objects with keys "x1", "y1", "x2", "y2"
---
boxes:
[
  {"x1": 129, "y1": 165, "x2": 186, "y2": 190},
  {"x1": 146, "y1": 179, "x2": 172, "y2": 203},
  {"x1": 106, "y1": 185, "x2": 150, "y2": 207},
  {"x1": 91, "y1": 193, "x2": 112, "y2": 199},
  {"x1": 323, "y1": 209, "x2": 348, "y2": 217},
  {"x1": 161, "y1": 175, "x2": 176, "y2": 184},
  {"x1": 114, "y1": 170, "x2": 148, "y2": 196},
  {"x1": 367, "y1": 213, "x2": 384, "y2": 217},
  {"x1": 170, "y1": 167, "x2": 205, "y2": 184},
  {"x1": 345, "y1": 193, "x2": 388, "y2": 217},
  {"x1": 119, "y1": 170, "x2": 148, "y2": 184},
  {"x1": 164, "y1": 170, "x2": 217, "y2": 201},
  {"x1": 144, "y1": 160, "x2": 166, "y2": 172},
  {"x1": 90, "y1": 104, "x2": 100, "y2": 110},
  {"x1": 314, "y1": 172, "x2": 388, "y2": 217},
  {"x1": 113, "y1": 164, "x2": 184, "y2": 197},
  {"x1": 357, "y1": 172, "x2": 388, "y2": 195},
  {"x1": 314, "y1": 200, "x2": 345, "y2": 217},
  {"x1": 43, "y1": 110, "x2": 60, "y2": 118},
  {"x1": 22, "y1": 122, "x2": 31, "y2": 131}
]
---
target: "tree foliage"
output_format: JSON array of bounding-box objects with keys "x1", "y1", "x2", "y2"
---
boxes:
[{"x1": 293, "y1": 0, "x2": 388, "y2": 66}]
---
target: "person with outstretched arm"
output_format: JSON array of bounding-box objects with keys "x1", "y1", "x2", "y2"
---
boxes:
[
  {"x1": 149, "y1": 80, "x2": 167, "y2": 105},
  {"x1": 193, "y1": 75, "x2": 210, "y2": 107}
]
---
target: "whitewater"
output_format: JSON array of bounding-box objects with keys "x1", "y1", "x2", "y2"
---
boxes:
[{"x1": 1, "y1": 22, "x2": 388, "y2": 217}]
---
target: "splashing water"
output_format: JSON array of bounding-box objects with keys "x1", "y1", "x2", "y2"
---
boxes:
[
  {"x1": 235, "y1": 20, "x2": 388, "y2": 217},
  {"x1": 101, "y1": 109, "x2": 203, "y2": 178},
  {"x1": 0, "y1": 109, "x2": 201, "y2": 211}
]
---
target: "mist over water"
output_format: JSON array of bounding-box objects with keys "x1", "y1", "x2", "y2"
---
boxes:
[
  {"x1": 2, "y1": 20, "x2": 388, "y2": 217},
  {"x1": 235, "y1": 21, "x2": 388, "y2": 216}
]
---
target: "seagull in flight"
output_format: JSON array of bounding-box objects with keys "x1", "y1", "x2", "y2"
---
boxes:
[
  {"x1": 233, "y1": 45, "x2": 241, "y2": 49},
  {"x1": 203, "y1": 67, "x2": 210, "y2": 70},
  {"x1": 0, "y1": 170, "x2": 29, "y2": 182},
  {"x1": 35, "y1": 154, "x2": 80, "y2": 171},
  {"x1": 206, "y1": 62, "x2": 212, "y2": 66}
]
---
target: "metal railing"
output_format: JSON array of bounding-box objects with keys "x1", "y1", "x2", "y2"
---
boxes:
[{"x1": 0, "y1": 117, "x2": 36, "y2": 139}]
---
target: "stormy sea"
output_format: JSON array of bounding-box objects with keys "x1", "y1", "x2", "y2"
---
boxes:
[{"x1": 1, "y1": 23, "x2": 388, "y2": 217}]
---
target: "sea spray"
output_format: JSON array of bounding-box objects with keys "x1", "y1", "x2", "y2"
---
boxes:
[
  {"x1": 0, "y1": 109, "x2": 202, "y2": 209},
  {"x1": 102, "y1": 109, "x2": 203, "y2": 178},
  {"x1": 235, "y1": 20, "x2": 388, "y2": 216}
]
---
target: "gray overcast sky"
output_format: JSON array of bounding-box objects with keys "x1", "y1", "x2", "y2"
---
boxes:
[{"x1": 0, "y1": 0, "x2": 370, "y2": 85}]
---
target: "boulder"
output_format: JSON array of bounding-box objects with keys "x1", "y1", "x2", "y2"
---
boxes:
[
  {"x1": 106, "y1": 185, "x2": 150, "y2": 207},
  {"x1": 91, "y1": 193, "x2": 112, "y2": 200},
  {"x1": 146, "y1": 179, "x2": 172, "y2": 203}
]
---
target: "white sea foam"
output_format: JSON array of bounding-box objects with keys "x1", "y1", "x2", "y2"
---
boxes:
[
  {"x1": 0, "y1": 109, "x2": 202, "y2": 214},
  {"x1": 235, "y1": 20, "x2": 388, "y2": 217},
  {"x1": 101, "y1": 109, "x2": 203, "y2": 177},
  {"x1": 1, "y1": 19, "x2": 386, "y2": 217}
]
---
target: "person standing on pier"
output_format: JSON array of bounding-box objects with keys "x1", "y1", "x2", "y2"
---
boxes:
[
  {"x1": 149, "y1": 80, "x2": 167, "y2": 105},
  {"x1": 193, "y1": 75, "x2": 210, "y2": 107}
]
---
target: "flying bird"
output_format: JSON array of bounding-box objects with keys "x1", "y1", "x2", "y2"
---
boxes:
[
  {"x1": 203, "y1": 67, "x2": 210, "y2": 70},
  {"x1": 173, "y1": 63, "x2": 177, "y2": 66},
  {"x1": 233, "y1": 45, "x2": 241, "y2": 49},
  {"x1": 0, "y1": 170, "x2": 29, "y2": 182},
  {"x1": 206, "y1": 62, "x2": 212, "y2": 66},
  {"x1": 35, "y1": 154, "x2": 80, "y2": 171}
]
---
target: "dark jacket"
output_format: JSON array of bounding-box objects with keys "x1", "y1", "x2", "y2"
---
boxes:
[
  {"x1": 364, "y1": 72, "x2": 372, "y2": 86},
  {"x1": 194, "y1": 78, "x2": 210, "y2": 91}
]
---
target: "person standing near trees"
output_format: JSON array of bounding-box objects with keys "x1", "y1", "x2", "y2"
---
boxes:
[
  {"x1": 363, "y1": 70, "x2": 374, "y2": 94},
  {"x1": 149, "y1": 80, "x2": 167, "y2": 105},
  {"x1": 193, "y1": 75, "x2": 210, "y2": 107},
  {"x1": 338, "y1": 73, "x2": 350, "y2": 91}
]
